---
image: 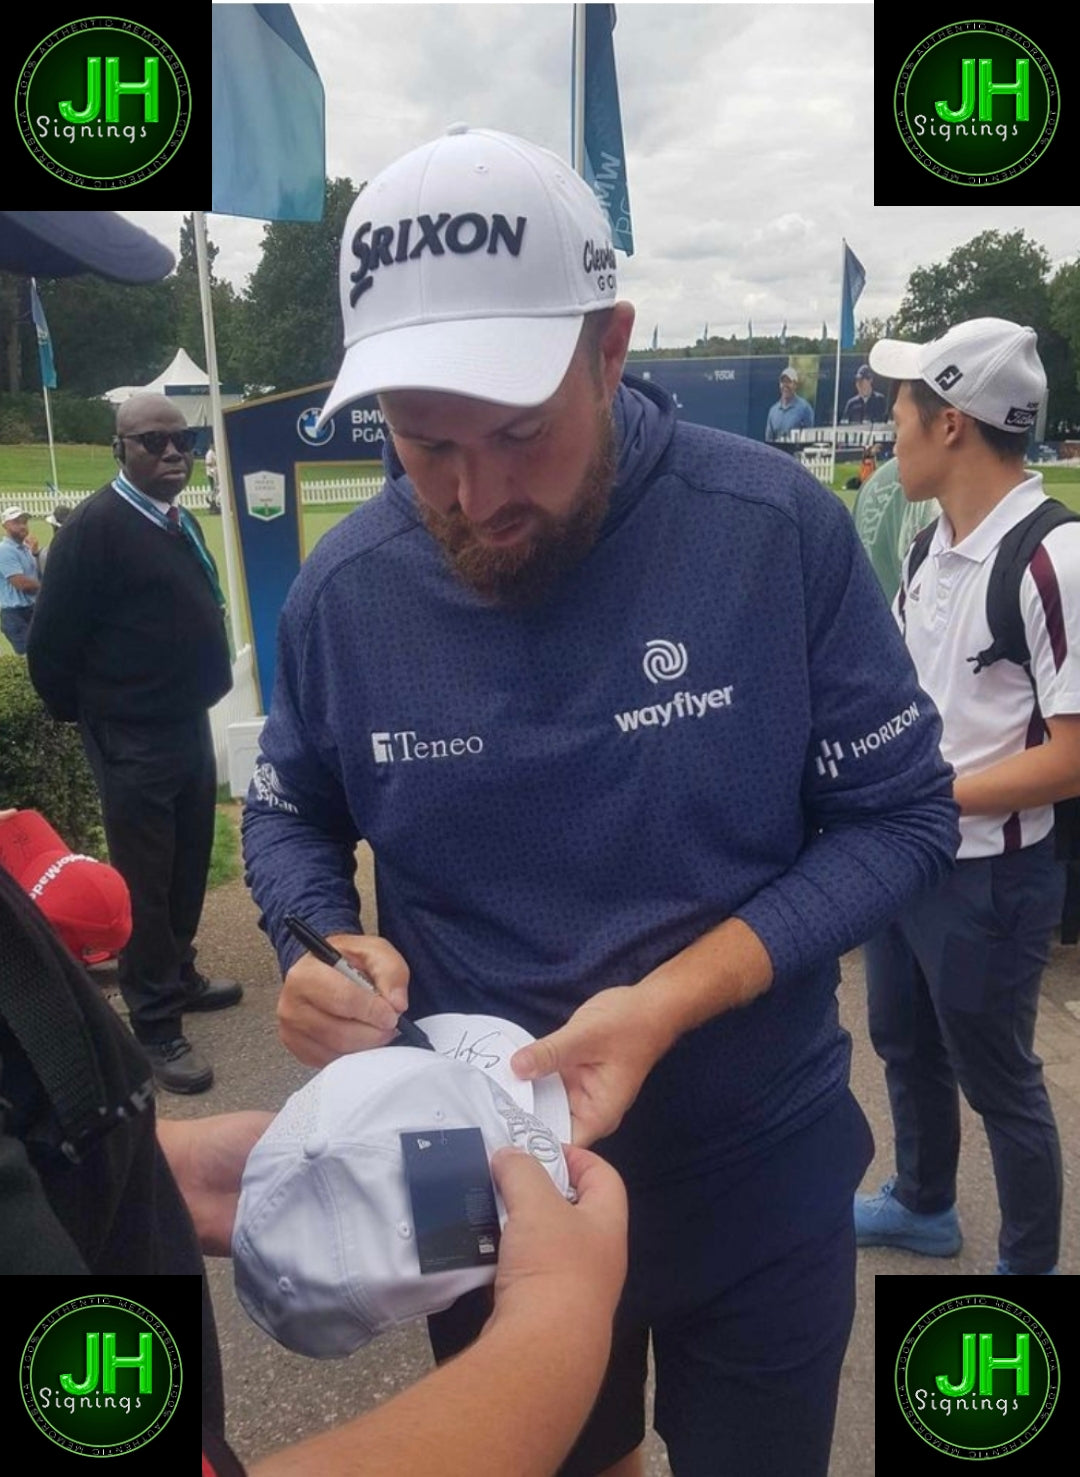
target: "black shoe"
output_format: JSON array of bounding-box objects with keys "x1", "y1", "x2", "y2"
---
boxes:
[
  {"x1": 143, "y1": 1036, "x2": 214, "y2": 1094},
  {"x1": 182, "y1": 971, "x2": 244, "y2": 1012}
]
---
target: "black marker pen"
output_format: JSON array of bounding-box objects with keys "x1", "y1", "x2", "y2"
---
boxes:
[{"x1": 284, "y1": 914, "x2": 435, "y2": 1051}]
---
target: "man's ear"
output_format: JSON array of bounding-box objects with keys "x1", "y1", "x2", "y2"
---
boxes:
[
  {"x1": 112, "y1": 438, "x2": 123, "y2": 463},
  {"x1": 940, "y1": 407, "x2": 967, "y2": 447}
]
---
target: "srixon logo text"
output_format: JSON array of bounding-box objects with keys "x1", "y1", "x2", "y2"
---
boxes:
[{"x1": 350, "y1": 214, "x2": 527, "y2": 306}]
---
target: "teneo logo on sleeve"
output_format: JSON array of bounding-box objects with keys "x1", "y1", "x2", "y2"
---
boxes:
[
  {"x1": 894, "y1": 22, "x2": 1057, "y2": 186},
  {"x1": 15, "y1": 18, "x2": 189, "y2": 188},
  {"x1": 20, "y1": 1295, "x2": 182, "y2": 1456},
  {"x1": 895, "y1": 1295, "x2": 1058, "y2": 1458}
]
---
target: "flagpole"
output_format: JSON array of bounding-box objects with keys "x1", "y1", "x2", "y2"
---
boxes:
[
  {"x1": 42, "y1": 385, "x2": 58, "y2": 494},
  {"x1": 30, "y1": 279, "x2": 59, "y2": 493},
  {"x1": 194, "y1": 211, "x2": 245, "y2": 656},
  {"x1": 831, "y1": 240, "x2": 845, "y2": 487},
  {"x1": 571, "y1": 4, "x2": 586, "y2": 172}
]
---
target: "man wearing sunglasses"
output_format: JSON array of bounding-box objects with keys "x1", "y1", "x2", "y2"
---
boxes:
[{"x1": 27, "y1": 393, "x2": 243, "y2": 1095}]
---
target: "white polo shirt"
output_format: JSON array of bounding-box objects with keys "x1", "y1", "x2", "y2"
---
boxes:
[{"x1": 896, "y1": 474, "x2": 1080, "y2": 859}]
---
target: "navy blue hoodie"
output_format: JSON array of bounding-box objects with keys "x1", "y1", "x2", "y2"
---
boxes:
[{"x1": 243, "y1": 377, "x2": 957, "y2": 1187}]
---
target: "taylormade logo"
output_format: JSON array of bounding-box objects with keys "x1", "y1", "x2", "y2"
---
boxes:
[
  {"x1": 349, "y1": 213, "x2": 527, "y2": 307},
  {"x1": 28, "y1": 853, "x2": 96, "y2": 898},
  {"x1": 371, "y1": 730, "x2": 484, "y2": 763}
]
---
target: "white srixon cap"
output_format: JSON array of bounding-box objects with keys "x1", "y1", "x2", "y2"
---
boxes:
[
  {"x1": 317, "y1": 124, "x2": 617, "y2": 423},
  {"x1": 233, "y1": 1045, "x2": 570, "y2": 1358},
  {"x1": 869, "y1": 318, "x2": 1046, "y2": 432}
]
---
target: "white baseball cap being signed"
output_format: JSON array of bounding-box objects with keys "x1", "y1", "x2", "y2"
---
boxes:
[
  {"x1": 869, "y1": 317, "x2": 1046, "y2": 432},
  {"x1": 317, "y1": 124, "x2": 617, "y2": 424},
  {"x1": 233, "y1": 1045, "x2": 570, "y2": 1358}
]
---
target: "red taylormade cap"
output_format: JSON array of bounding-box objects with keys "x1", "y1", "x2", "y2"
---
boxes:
[{"x1": 0, "y1": 810, "x2": 131, "y2": 959}]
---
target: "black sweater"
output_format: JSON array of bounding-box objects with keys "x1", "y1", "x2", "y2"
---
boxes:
[{"x1": 27, "y1": 483, "x2": 232, "y2": 723}]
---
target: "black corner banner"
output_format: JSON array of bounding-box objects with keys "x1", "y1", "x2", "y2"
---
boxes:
[
  {"x1": 12, "y1": 1276, "x2": 204, "y2": 1471},
  {"x1": 875, "y1": 1273, "x2": 1076, "y2": 1473},
  {"x1": 5, "y1": 3, "x2": 206, "y2": 205},
  {"x1": 875, "y1": 7, "x2": 1073, "y2": 207}
]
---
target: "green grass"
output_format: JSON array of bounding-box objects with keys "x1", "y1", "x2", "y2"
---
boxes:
[{"x1": 207, "y1": 803, "x2": 242, "y2": 890}]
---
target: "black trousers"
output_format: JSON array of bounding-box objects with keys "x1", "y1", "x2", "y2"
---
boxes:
[
  {"x1": 79, "y1": 710, "x2": 217, "y2": 1043},
  {"x1": 865, "y1": 835, "x2": 1064, "y2": 1274}
]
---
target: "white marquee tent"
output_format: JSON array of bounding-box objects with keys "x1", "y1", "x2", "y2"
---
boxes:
[{"x1": 102, "y1": 348, "x2": 242, "y2": 424}]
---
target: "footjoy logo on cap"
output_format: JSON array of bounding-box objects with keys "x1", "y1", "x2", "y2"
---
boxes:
[{"x1": 350, "y1": 213, "x2": 528, "y2": 308}]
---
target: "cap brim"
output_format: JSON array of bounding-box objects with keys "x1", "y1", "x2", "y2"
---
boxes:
[
  {"x1": 0, "y1": 212, "x2": 175, "y2": 283},
  {"x1": 317, "y1": 314, "x2": 585, "y2": 428},
  {"x1": 868, "y1": 339, "x2": 923, "y2": 381}
]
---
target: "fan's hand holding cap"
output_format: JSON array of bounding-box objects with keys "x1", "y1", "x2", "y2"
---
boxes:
[
  {"x1": 317, "y1": 124, "x2": 617, "y2": 426},
  {"x1": 233, "y1": 1041, "x2": 570, "y2": 1359},
  {"x1": 869, "y1": 317, "x2": 1046, "y2": 432}
]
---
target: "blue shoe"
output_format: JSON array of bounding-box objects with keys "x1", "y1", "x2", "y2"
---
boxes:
[
  {"x1": 996, "y1": 1262, "x2": 1058, "y2": 1275},
  {"x1": 854, "y1": 1178, "x2": 962, "y2": 1256}
]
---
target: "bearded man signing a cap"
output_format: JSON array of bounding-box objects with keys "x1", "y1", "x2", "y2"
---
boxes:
[
  {"x1": 27, "y1": 394, "x2": 243, "y2": 1095},
  {"x1": 243, "y1": 125, "x2": 958, "y2": 1477}
]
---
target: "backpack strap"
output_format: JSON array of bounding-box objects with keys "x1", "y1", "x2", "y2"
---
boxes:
[
  {"x1": 969, "y1": 498, "x2": 1080, "y2": 675},
  {"x1": 898, "y1": 521, "x2": 936, "y2": 633}
]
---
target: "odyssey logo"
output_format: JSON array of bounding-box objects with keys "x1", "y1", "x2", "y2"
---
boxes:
[{"x1": 371, "y1": 729, "x2": 484, "y2": 764}]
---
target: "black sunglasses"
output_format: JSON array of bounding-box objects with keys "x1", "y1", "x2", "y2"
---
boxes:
[{"x1": 119, "y1": 429, "x2": 198, "y2": 456}]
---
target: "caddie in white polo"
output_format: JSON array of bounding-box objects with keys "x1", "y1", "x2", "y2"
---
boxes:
[{"x1": 856, "y1": 316, "x2": 1080, "y2": 1276}]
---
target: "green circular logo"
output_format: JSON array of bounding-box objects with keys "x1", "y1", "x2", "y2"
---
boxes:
[
  {"x1": 15, "y1": 17, "x2": 189, "y2": 189},
  {"x1": 895, "y1": 1295, "x2": 1058, "y2": 1459},
  {"x1": 20, "y1": 1295, "x2": 182, "y2": 1457},
  {"x1": 894, "y1": 21, "x2": 1057, "y2": 185}
]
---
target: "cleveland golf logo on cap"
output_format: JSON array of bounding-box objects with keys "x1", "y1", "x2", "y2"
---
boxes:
[{"x1": 349, "y1": 212, "x2": 529, "y2": 308}]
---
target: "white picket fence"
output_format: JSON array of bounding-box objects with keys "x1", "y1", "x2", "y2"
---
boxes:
[{"x1": 9, "y1": 476, "x2": 383, "y2": 519}]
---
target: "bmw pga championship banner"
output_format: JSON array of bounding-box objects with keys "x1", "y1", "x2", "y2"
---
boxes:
[{"x1": 223, "y1": 383, "x2": 386, "y2": 710}]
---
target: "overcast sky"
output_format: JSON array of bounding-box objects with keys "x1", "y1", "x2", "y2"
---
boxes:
[{"x1": 155, "y1": 2, "x2": 1076, "y2": 354}]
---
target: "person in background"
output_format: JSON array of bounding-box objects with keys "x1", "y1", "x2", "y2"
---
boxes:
[
  {"x1": 26, "y1": 395, "x2": 243, "y2": 1095},
  {"x1": 39, "y1": 502, "x2": 73, "y2": 575},
  {"x1": 764, "y1": 367, "x2": 814, "y2": 442},
  {"x1": 0, "y1": 506, "x2": 40, "y2": 654},
  {"x1": 855, "y1": 317, "x2": 1080, "y2": 1277},
  {"x1": 841, "y1": 366, "x2": 888, "y2": 425}
]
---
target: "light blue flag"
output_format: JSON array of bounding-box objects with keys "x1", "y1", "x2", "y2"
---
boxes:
[
  {"x1": 212, "y1": 5, "x2": 325, "y2": 221},
  {"x1": 841, "y1": 244, "x2": 866, "y2": 350},
  {"x1": 29, "y1": 279, "x2": 56, "y2": 389},
  {"x1": 575, "y1": 5, "x2": 634, "y2": 254}
]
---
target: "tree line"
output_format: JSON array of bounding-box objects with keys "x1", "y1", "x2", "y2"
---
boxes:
[{"x1": 1, "y1": 208, "x2": 1078, "y2": 437}]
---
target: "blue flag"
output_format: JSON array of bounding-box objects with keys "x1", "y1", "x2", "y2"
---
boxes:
[
  {"x1": 30, "y1": 278, "x2": 56, "y2": 389},
  {"x1": 575, "y1": 5, "x2": 634, "y2": 254},
  {"x1": 840, "y1": 244, "x2": 866, "y2": 351},
  {"x1": 212, "y1": 5, "x2": 325, "y2": 221},
  {"x1": 651, "y1": 324, "x2": 658, "y2": 350}
]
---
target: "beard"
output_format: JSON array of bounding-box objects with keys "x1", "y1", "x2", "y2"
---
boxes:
[{"x1": 418, "y1": 406, "x2": 618, "y2": 610}]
